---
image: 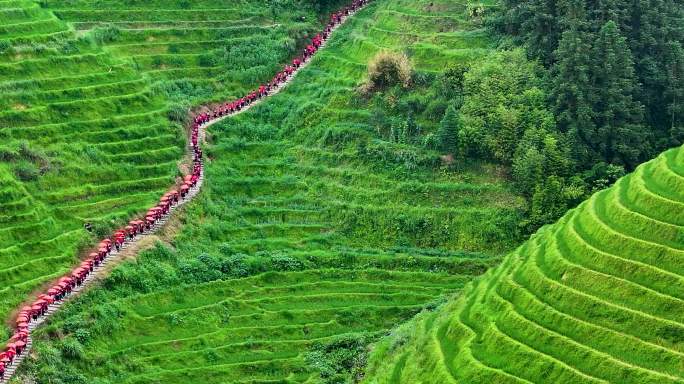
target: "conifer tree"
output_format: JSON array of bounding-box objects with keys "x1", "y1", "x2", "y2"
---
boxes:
[
  {"x1": 590, "y1": 21, "x2": 645, "y2": 166},
  {"x1": 549, "y1": 1, "x2": 594, "y2": 163},
  {"x1": 437, "y1": 105, "x2": 459, "y2": 154}
]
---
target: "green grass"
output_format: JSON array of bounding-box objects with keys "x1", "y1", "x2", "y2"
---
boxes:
[
  {"x1": 17, "y1": 0, "x2": 527, "y2": 382},
  {"x1": 363, "y1": 145, "x2": 684, "y2": 383}
]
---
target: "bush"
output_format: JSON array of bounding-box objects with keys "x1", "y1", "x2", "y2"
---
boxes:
[
  {"x1": 0, "y1": 40, "x2": 11, "y2": 54},
  {"x1": 361, "y1": 51, "x2": 413, "y2": 94},
  {"x1": 14, "y1": 160, "x2": 39, "y2": 181},
  {"x1": 168, "y1": 104, "x2": 190, "y2": 124},
  {"x1": 305, "y1": 333, "x2": 375, "y2": 383},
  {"x1": 91, "y1": 25, "x2": 121, "y2": 45},
  {"x1": 60, "y1": 338, "x2": 84, "y2": 360}
]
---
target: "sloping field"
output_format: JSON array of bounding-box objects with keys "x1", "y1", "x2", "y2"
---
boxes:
[
  {"x1": 0, "y1": 0, "x2": 180, "y2": 326},
  {"x1": 21, "y1": 0, "x2": 527, "y2": 382},
  {"x1": 0, "y1": 0, "x2": 331, "y2": 335},
  {"x1": 363, "y1": 145, "x2": 684, "y2": 383},
  {"x1": 42, "y1": 0, "x2": 318, "y2": 101}
]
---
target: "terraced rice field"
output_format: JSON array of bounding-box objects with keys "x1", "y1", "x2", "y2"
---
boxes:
[
  {"x1": 0, "y1": 0, "x2": 332, "y2": 334},
  {"x1": 363, "y1": 146, "x2": 684, "y2": 383},
  {"x1": 20, "y1": 0, "x2": 528, "y2": 382},
  {"x1": 42, "y1": 0, "x2": 319, "y2": 101},
  {"x1": 0, "y1": 0, "x2": 180, "y2": 326}
]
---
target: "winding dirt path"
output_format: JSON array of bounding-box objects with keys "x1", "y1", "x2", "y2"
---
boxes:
[{"x1": 0, "y1": 2, "x2": 369, "y2": 382}]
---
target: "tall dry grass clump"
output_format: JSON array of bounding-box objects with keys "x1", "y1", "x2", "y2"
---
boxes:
[{"x1": 360, "y1": 51, "x2": 412, "y2": 94}]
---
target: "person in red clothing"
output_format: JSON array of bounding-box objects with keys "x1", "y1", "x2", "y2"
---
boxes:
[{"x1": 5, "y1": 345, "x2": 15, "y2": 363}]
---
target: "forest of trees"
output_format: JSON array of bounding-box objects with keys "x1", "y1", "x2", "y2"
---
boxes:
[
  {"x1": 361, "y1": 0, "x2": 682, "y2": 231},
  {"x1": 488, "y1": 0, "x2": 684, "y2": 228}
]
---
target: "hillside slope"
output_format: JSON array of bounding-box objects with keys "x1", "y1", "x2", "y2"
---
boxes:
[
  {"x1": 0, "y1": 0, "x2": 334, "y2": 333},
  {"x1": 363, "y1": 145, "x2": 684, "y2": 383},
  {"x1": 0, "y1": 0, "x2": 181, "y2": 325},
  {"x1": 20, "y1": 1, "x2": 527, "y2": 383}
]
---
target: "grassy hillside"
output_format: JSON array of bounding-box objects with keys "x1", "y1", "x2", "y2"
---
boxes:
[
  {"x1": 0, "y1": 0, "x2": 181, "y2": 328},
  {"x1": 19, "y1": 0, "x2": 527, "y2": 383},
  {"x1": 0, "y1": 0, "x2": 336, "y2": 337},
  {"x1": 363, "y1": 145, "x2": 684, "y2": 383},
  {"x1": 40, "y1": 0, "x2": 323, "y2": 102}
]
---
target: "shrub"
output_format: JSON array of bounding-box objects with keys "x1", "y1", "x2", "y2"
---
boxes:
[
  {"x1": 168, "y1": 104, "x2": 190, "y2": 124},
  {"x1": 198, "y1": 53, "x2": 218, "y2": 67},
  {"x1": 91, "y1": 25, "x2": 121, "y2": 45},
  {"x1": 60, "y1": 338, "x2": 84, "y2": 360},
  {"x1": 0, "y1": 40, "x2": 11, "y2": 54},
  {"x1": 14, "y1": 160, "x2": 39, "y2": 181},
  {"x1": 305, "y1": 333, "x2": 375, "y2": 383},
  {"x1": 361, "y1": 51, "x2": 413, "y2": 94}
]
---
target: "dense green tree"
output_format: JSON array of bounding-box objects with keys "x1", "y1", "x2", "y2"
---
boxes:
[
  {"x1": 459, "y1": 50, "x2": 551, "y2": 162},
  {"x1": 527, "y1": 175, "x2": 570, "y2": 230},
  {"x1": 589, "y1": 21, "x2": 646, "y2": 166},
  {"x1": 549, "y1": 23, "x2": 594, "y2": 163},
  {"x1": 437, "y1": 105, "x2": 459, "y2": 153},
  {"x1": 438, "y1": 63, "x2": 469, "y2": 99},
  {"x1": 664, "y1": 41, "x2": 684, "y2": 145},
  {"x1": 496, "y1": 0, "x2": 684, "y2": 163},
  {"x1": 512, "y1": 127, "x2": 572, "y2": 197},
  {"x1": 494, "y1": 0, "x2": 561, "y2": 65},
  {"x1": 622, "y1": 0, "x2": 684, "y2": 139}
]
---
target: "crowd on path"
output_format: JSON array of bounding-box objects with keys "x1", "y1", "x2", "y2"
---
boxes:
[{"x1": 0, "y1": 0, "x2": 371, "y2": 381}]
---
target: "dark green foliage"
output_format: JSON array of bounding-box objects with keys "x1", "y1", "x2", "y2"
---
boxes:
[
  {"x1": 495, "y1": 0, "x2": 684, "y2": 162},
  {"x1": 459, "y1": 50, "x2": 554, "y2": 163},
  {"x1": 437, "y1": 105, "x2": 459, "y2": 154},
  {"x1": 306, "y1": 333, "x2": 376, "y2": 383},
  {"x1": 437, "y1": 64, "x2": 468, "y2": 100},
  {"x1": 90, "y1": 24, "x2": 121, "y2": 45},
  {"x1": 582, "y1": 161, "x2": 625, "y2": 192},
  {"x1": 589, "y1": 21, "x2": 646, "y2": 166},
  {"x1": 549, "y1": 23, "x2": 594, "y2": 162},
  {"x1": 551, "y1": 17, "x2": 647, "y2": 167}
]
